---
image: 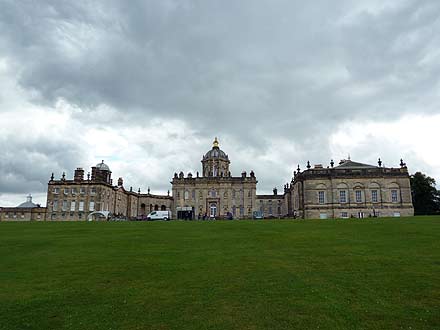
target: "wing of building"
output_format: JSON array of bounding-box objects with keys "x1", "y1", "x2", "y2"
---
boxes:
[
  {"x1": 284, "y1": 159, "x2": 414, "y2": 219},
  {"x1": 1, "y1": 139, "x2": 414, "y2": 221},
  {"x1": 45, "y1": 161, "x2": 172, "y2": 221},
  {"x1": 0, "y1": 195, "x2": 47, "y2": 221}
]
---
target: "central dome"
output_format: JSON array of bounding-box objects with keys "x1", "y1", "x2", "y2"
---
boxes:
[
  {"x1": 201, "y1": 138, "x2": 231, "y2": 177},
  {"x1": 203, "y1": 137, "x2": 229, "y2": 160}
]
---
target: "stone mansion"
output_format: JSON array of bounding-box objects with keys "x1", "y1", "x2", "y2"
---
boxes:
[{"x1": 0, "y1": 138, "x2": 414, "y2": 221}]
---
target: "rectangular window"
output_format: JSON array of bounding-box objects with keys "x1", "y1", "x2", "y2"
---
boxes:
[
  {"x1": 371, "y1": 190, "x2": 378, "y2": 203},
  {"x1": 90, "y1": 187, "x2": 96, "y2": 195},
  {"x1": 192, "y1": 190, "x2": 195, "y2": 199},
  {"x1": 240, "y1": 206, "x2": 244, "y2": 216},
  {"x1": 341, "y1": 212, "x2": 348, "y2": 219},
  {"x1": 53, "y1": 187, "x2": 59, "y2": 194},
  {"x1": 71, "y1": 188, "x2": 77, "y2": 195},
  {"x1": 80, "y1": 187, "x2": 86, "y2": 194},
  {"x1": 319, "y1": 213, "x2": 328, "y2": 219},
  {"x1": 268, "y1": 207, "x2": 272, "y2": 215},
  {"x1": 70, "y1": 201, "x2": 76, "y2": 211},
  {"x1": 355, "y1": 190, "x2": 362, "y2": 203},
  {"x1": 339, "y1": 190, "x2": 347, "y2": 203},
  {"x1": 79, "y1": 201, "x2": 84, "y2": 211},
  {"x1": 89, "y1": 201, "x2": 95, "y2": 211},
  {"x1": 391, "y1": 190, "x2": 398, "y2": 203},
  {"x1": 184, "y1": 191, "x2": 189, "y2": 200},
  {"x1": 64, "y1": 188, "x2": 69, "y2": 195},
  {"x1": 62, "y1": 200, "x2": 68, "y2": 211},
  {"x1": 53, "y1": 200, "x2": 58, "y2": 211},
  {"x1": 318, "y1": 191, "x2": 325, "y2": 204}
]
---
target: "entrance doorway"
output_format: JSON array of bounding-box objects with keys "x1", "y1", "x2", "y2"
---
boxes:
[
  {"x1": 210, "y1": 203, "x2": 217, "y2": 218},
  {"x1": 176, "y1": 206, "x2": 194, "y2": 220}
]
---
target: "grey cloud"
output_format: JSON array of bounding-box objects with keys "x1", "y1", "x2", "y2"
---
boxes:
[
  {"x1": 0, "y1": 0, "x2": 440, "y2": 196},
  {"x1": 0, "y1": 134, "x2": 85, "y2": 194}
]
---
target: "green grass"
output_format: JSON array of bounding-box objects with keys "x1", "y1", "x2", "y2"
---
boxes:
[{"x1": 0, "y1": 217, "x2": 439, "y2": 330}]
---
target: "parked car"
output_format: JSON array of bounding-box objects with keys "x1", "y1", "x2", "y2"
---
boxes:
[{"x1": 146, "y1": 210, "x2": 171, "y2": 221}]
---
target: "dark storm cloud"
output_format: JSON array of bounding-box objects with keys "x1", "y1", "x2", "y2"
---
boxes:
[
  {"x1": 0, "y1": 0, "x2": 440, "y2": 197},
  {"x1": 3, "y1": 1, "x2": 439, "y2": 125},
  {"x1": 0, "y1": 133, "x2": 84, "y2": 193}
]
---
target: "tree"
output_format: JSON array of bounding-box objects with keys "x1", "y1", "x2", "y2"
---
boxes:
[{"x1": 410, "y1": 172, "x2": 440, "y2": 215}]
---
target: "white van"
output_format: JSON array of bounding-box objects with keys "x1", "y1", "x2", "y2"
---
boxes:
[{"x1": 146, "y1": 210, "x2": 171, "y2": 221}]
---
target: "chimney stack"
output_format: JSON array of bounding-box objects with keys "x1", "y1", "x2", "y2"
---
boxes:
[{"x1": 74, "y1": 168, "x2": 85, "y2": 182}]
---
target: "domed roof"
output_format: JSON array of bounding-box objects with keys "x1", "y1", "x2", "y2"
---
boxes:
[
  {"x1": 203, "y1": 138, "x2": 229, "y2": 160},
  {"x1": 96, "y1": 160, "x2": 110, "y2": 171},
  {"x1": 17, "y1": 195, "x2": 37, "y2": 208}
]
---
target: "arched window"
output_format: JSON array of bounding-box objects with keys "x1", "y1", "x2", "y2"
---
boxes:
[
  {"x1": 140, "y1": 203, "x2": 146, "y2": 215},
  {"x1": 154, "y1": 204, "x2": 159, "y2": 211},
  {"x1": 161, "y1": 205, "x2": 166, "y2": 211}
]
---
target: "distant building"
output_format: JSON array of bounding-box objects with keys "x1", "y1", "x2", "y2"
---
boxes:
[
  {"x1": 285, "y1": 159, "x2": 414, "y2": 219},
  {"x1": 45, "y1": 161, "x2": 172, "y2": 221},
  {"x1": 0, "y1": 195, "x2": 47, "y2": 221},
  {"x1": 0, "y1": 139, "x2": 415, "y2": 221},
  {"x1": 172, "y1": 137, "x2": 258, "y2": 219}
]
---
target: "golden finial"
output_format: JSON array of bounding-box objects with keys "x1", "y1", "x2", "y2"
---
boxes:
[{"x1": 213, "y1": 137, "x2": 219, "y2": 148}]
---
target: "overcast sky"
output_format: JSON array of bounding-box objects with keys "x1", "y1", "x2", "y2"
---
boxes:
[{"x1": 1, "y1": 0, "x2": 440, "y2": 206}]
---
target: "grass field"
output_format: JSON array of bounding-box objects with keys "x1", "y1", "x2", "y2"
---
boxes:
[{"x1": 0, "y1": 217, "x2": 439, "y2": 330}]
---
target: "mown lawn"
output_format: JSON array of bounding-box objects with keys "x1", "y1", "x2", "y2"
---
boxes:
[{"x1": 0, "y1": 217, "x2": 439, "y2": 330}]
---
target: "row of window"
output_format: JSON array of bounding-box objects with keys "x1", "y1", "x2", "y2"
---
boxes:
[
  {"x1": 2, "y1": 213, "x2": 43, "y2": 219},
  {"x1": 196, "y1": 205, "x2": 247, "y2": 216},
  {"x1": 317, "y1": 190, "x2": 399, "y2": 204},
  {"x1": 178, "y1": 189, "x2": 251, "y2": 200},
  {"x1": 51, "y1": 212, "x2": 86, "y2": 219},
  {"x1": 320, "y1": 211, "x2": 401, "y2": 219},
  {"x1": 52, "y1": 200, "x2": 100, "y2": 212},
  {"x1": 52, "y1": 187, "x2": 96, "y2": 195}
]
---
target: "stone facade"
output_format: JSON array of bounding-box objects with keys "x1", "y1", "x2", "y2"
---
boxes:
[
  {"x1": 255, "y1": 188, "x2": 286, "y2": 218},
  {"x1": 46, "y1": 162, "x2": 173, "y2": 221},
  {"x1": 285, "y1": 159, "x2": 414, "y2": 219},
  {"x1": 0, "y1": 195, "x2": 47, "y2": 221},
  {"x1": 0, "y1": 139, "x2": 415, "y2": 221},
  {"x1": 172, "y1": 138, "x2": 257, "y2": 219}
]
